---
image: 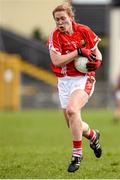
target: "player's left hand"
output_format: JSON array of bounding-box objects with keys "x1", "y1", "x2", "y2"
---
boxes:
[{"x1": 86, "y1": 59, "x2": 102, "y2": 71}]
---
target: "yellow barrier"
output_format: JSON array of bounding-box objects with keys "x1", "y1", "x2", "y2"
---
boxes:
[
  {"x1": 20, "y1": 60, "x2": 57, "y2": 86},
  {"x1": 0, "y1": 53, "x2": 21, "y2": 110},
  {"x1": 0, "y1": 52, "x2": 57, "y2": 110}
]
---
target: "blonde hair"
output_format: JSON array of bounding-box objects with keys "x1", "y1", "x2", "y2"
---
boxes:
[{"x1": 52, "y1": 3, "x2": 75, "y2": 19}]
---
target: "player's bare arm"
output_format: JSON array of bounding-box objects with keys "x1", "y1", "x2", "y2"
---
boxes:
[
  {"x1": 92, "y1": 47, "x2": 102, "y2": 60},
  {"x1": 50, "y1": 47, "x2": 99, "y2": 67},
  {"x1": 50, "y1": 49, "x2": 78, "y2": 67}
]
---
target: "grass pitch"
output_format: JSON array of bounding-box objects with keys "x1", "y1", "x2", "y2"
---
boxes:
[{"x1": 0, "y1": 109, "x2": 120, "y2": 179}]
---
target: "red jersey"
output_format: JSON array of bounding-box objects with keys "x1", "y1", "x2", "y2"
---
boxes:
[{"x1": 49, "y1": 21, "x2": 100, "y2": 77}]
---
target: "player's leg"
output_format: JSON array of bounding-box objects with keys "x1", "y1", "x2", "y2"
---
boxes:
[
  {"x1": 80, "y1": 75, "x2": 102, "y2": 158},
  {"x1": 63, "y1": 110, "x2": 102, "y2": 159},
  {"x1": 63, "y1": 109, "x2": 70, "y2": 127},
  {"x1": 82, "y1": 121, "x2": 102, "y2": 158},
  {"x1": 65, "y1": 89, "x2": 89, "y2": 172}
]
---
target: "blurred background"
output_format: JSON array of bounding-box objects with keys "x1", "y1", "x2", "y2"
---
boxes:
[{"x1": 0, "y1": 0, "x2": 120, "y2": 110}]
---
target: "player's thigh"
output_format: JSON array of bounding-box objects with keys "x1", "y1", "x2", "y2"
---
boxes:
[{"x1": 68, "y1": 89, "x2": 89, "y2": 111}]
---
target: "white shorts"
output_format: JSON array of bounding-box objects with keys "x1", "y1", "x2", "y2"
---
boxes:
[{"x1": 58, "y1": 75, "x2": 96, "y2": 109}]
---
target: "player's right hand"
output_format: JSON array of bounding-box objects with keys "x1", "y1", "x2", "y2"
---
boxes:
[
  {"x1": 77, "y1": 47, "x2": 96, "y2": 62},
  {"x1": 86, "y1": 59, "x2": 102, "y2": 71}
]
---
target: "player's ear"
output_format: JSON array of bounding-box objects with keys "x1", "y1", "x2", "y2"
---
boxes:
[{"x1": 70, "y1": 17, "x2": 74, "y2": 21}]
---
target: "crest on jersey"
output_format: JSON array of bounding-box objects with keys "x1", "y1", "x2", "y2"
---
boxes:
[{"x1": 81, "y1": 39, "x2": 86, "y2": 46}]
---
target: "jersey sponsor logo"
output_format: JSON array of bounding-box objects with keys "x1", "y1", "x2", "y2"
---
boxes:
[
  {"x1": 63, "y1": 42, "x2": 71, "y2": 46},
  {"x1": 63, "y1": 41, "x2": 77, "y2": 48},
  {"x1": 62, "y1": 38, "x2": 86, "y2": 50}
]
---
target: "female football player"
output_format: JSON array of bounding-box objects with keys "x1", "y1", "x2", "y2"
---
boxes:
[{"x1": 48, "y1": 3, "x2": 102, "y2": 172}]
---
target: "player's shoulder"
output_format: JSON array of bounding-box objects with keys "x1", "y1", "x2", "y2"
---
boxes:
[
  {"x1": 49, "y1": 28, "x2": 61, "y2": 38},
  {"x1": 77, "y1": 23, "x2": 91, "y2": 32}
]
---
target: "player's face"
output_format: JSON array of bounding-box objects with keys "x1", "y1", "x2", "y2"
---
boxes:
[{"x1": 54, "y1": 11, "x2": 73, "y2": 33}]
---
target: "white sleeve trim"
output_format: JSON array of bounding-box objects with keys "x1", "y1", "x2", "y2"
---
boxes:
[{"x1": 50, "y1": 47, "x2": 61, "y2": 55}]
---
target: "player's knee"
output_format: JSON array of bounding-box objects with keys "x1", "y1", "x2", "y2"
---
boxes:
[{"x1": 66, "y1": 105, "x2": 77, "y2": 117}]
